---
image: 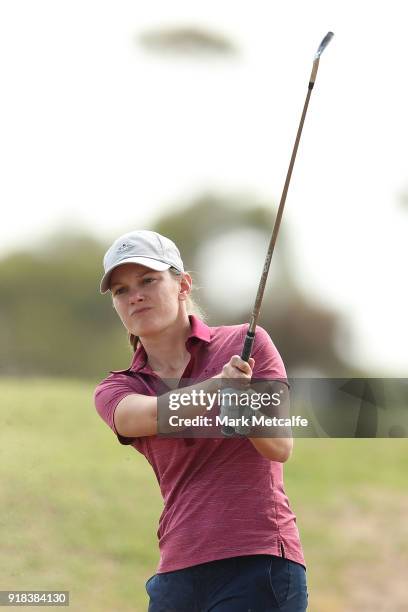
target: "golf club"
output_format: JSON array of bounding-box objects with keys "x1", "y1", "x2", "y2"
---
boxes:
[
  {"x1": 241, "y1": 30, "x2": 334, "y2": 362},
  {"x1": 221, "y1": 31, "x2": 334, "y2": 436}
]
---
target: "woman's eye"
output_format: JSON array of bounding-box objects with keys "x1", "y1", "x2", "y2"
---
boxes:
[
  {"x1": 143, "y1": 277, "x2": 155, "y2": 284},
  {"x1": 114, "y1": 287, "x2": 126, "y2": 295}
]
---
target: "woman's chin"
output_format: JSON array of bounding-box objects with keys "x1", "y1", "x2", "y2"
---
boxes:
[
  {"x1": 128, "y1": 312, "x2": 179, "y2": 339},
  {"x1": 130, "y1": 322, "x2": 159, "y2": 338}
]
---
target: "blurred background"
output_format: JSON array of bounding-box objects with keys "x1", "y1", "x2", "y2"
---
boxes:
[{"x1": 1, "y1": 1, "x2": 407, "y2": 611}]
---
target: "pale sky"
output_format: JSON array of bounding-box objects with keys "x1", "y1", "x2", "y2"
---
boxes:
[{"x1": 0, "y1": 1, "x2": 407, "y2": 374}]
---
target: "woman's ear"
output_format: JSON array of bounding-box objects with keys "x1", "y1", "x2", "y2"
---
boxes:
[{"x1": 178, "y1": 273, "x2": 192, "y2": 300}]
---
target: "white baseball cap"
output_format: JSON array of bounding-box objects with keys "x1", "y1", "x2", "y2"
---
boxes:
[{"x1": 100, "y1": 230, "x2": 184, "y2": 293}]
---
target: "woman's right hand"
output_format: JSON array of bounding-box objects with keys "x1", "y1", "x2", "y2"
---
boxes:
[{"x1": 218, "y1": 355, "x2": 255, "y2": 389}]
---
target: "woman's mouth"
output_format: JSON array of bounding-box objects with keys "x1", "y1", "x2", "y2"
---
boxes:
[{"x1": 131, "y1": 307, "x2": 152, "y2": 316}]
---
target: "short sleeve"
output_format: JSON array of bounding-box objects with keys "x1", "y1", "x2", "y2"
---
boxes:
[
  {"x1": 251, "y1": 326, "x2": 287, "y2": 381},
  {"x1": 94, "y1": 373, "x2": 145, "y2": 446}
]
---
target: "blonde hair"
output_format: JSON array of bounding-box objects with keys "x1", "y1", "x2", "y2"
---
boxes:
[{"x1": 128, "y1": 267, "x2": 205, "y2": 352}]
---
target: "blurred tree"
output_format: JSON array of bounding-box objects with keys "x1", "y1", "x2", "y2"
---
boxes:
[
  {"x1": 0, "y1": 196, "x2": 357, "y2": 379},
  {"x1": 256, "y1": 297, "x2": 347, "y2": 375},
  {"x1": 154, "y1": 193, "x2": 273, "y2": 270},
  {"x1": 0, "y1": 231, "x2": 129, "y2": 379},
  {"x1": 138, "y1": 25, "x2": 238, "y2": 59}
]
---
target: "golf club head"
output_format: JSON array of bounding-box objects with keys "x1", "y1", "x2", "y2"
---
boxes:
[{"x1": 314, "y1": 31, "x2": 334, "y2": 59}]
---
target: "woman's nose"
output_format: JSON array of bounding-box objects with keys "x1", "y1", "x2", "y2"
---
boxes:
[{"x1": 128, "y1": 287, "x2": 145, "y2": 302}]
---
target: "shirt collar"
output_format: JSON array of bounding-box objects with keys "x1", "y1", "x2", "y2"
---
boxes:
[
  {"x1": 129, "y1": 315, "x2": 211, "y2": 373},
  {"x1": 187, "y1": 314, "x2": 211, "y2": 344}
]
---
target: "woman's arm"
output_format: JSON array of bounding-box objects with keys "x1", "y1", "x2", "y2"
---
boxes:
[
  {"x1": 246, "y1": 328, "x2": 294, "y2": 462},
  {"x1": 248, "y1": 437, "x2": 293, "y2": 462},
  {"x1": 113, "y1": 374, "x2": 224, "y2": 438}
]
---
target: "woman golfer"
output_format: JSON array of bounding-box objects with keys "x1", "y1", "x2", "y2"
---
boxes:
[{"x1": 94, "y1": 230, "x2": 308, "y2": 611}]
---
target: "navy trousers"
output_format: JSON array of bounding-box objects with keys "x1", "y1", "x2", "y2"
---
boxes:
[{"x1": 146, "y1": 554, "x2": 308, "y2": 611}]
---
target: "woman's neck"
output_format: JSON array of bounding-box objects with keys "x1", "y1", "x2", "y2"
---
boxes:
[{"x1": 140, "y1": 313, "x2": 191, "y2": 375}]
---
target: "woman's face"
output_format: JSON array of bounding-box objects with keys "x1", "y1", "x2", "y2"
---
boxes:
[{"x1": 110, "y1": 263, "x2": 191, "y2": 338}]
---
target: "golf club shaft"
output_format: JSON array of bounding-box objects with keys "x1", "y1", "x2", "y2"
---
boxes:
[{"x1": 241, "y1": 33, "x2": 333, "y2": 363}]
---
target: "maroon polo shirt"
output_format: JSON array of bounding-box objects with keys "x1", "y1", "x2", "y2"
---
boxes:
[{"x1": 94, "y1": 316, "x2": 306, "y2": 572}]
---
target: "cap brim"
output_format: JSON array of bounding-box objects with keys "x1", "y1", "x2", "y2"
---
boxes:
[{"x1": 100, "y1": 257, "x2": 171, "y2": 293}]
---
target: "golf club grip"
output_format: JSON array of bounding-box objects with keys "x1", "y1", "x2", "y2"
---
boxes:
[{"x1": 241, "y1": 331, "x2": 255, "y2": 362}]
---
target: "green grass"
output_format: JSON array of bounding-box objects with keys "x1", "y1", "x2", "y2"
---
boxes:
[{"x1": 1, "y1": 378, "x2": 407, "y2": 611}]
